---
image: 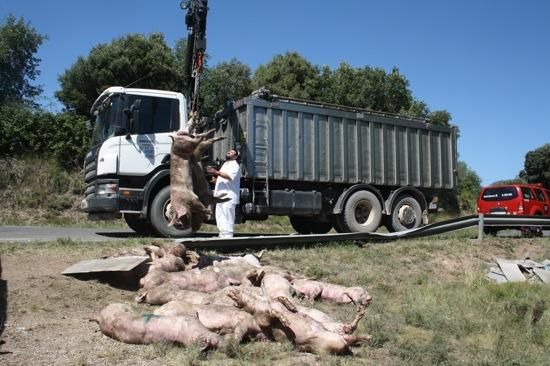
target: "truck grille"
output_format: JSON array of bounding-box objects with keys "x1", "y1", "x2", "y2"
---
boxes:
[{"x1": 84, "y1": 147, "x2": 99, "y2": 199}]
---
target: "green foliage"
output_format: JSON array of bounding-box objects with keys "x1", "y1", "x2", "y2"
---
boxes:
[
  {"x1": 427, "y1": 110, "x2": 452, "y2": 126},
  {"x1": 251, "y1": 54, "x2": 453, "y2": 125},
  {"x1": 56, "y1": 33, "x2": 184, "y2": 115},
  {"x1": 520, "y1": 143, "x2": 550, "y2": 188},
  {"x1": 491, "y1": 177, "x2": 527, "y2": 186},
  {"x1": 439, "y1": 160, "x2": 481, "y2": 213},
  {"x1": 0, "y1": 104, "x2": 89, "y2": 169},
  {"x1": 0, "y1": 14, "x2": 46, "y2": 106},
  {"x1": 252, "y1": 52, "x2": 321, "y2": 100},
  {"x1": 457, "y1": 160, "x2": 482, "y2": 212},
  {"x1": 201, "y1": 58, "x2": 252, "y2": 116}
]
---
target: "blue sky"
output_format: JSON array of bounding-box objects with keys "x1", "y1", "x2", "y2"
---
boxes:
[{"x1": 2, "y1": 0, "x2": 549, "y2": 185}]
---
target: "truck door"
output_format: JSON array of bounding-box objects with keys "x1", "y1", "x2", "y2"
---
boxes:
[{"x1": 118, "y1": 95, "x2": 180, "y2": 177}]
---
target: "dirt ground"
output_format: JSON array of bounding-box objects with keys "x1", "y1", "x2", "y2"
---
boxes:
[
  {"x1": 0, "y1": 247, "x2": 154, "y2": 366},
  {"x1": 0, "y1": 244, "x2": 331, "y2": 366}
]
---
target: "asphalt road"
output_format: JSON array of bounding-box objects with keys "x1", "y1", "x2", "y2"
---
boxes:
[
  {"x1": 0, "y1": 226, "x2": 143, "y2": 242},
  {"x1": 0, "y1": 226, "x2": 548, "y2": 243}
]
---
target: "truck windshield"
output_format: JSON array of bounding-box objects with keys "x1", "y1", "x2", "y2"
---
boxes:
[{"x1": 90, "y1": 94, "x2": 123, "y2": 146}]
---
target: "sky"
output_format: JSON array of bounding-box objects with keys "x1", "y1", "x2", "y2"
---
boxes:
[{"x1": 2, "y1": 0, "x2": 549, "y2": 186}]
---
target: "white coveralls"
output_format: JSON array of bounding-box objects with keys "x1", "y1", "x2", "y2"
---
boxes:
[{"x1": 213, "y1": 160, "x2": 241, "y2": 238}]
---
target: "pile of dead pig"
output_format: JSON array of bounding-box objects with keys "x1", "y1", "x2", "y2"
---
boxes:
[{"x1": 95, "y1": 242, "x2": 373, "y2": 355}]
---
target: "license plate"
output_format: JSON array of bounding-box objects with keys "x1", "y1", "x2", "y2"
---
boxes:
[{"x1": 80, "y1": 199, "x2": 88, "y2": 210}]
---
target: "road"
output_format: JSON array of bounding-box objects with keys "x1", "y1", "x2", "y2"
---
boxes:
[{"x1": 0, "y1": 226, "x2": 142, "y2": 242}]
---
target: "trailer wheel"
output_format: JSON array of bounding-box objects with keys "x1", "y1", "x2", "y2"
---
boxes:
[
  {"x1": 149, "y1": 186, "x2": 193, "y2": 238},
  {"x1": 389, "y1": 195, "x2": 422, "y2": 232},
  {"x1": 331, "y1": 215, "x2": 350, "y2": 233},
  {"x1": 290, "y1": 216, "x2": 332, "y2": 234},
  {"x1": 343, "y1": 190, "x2": 382, "y2": 233},
  {"x1": 123, "y1": 214, "x2": 156, "y2": 236}
]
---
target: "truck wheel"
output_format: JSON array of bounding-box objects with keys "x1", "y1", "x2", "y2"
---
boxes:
[
  {"x1": 123, "y1": 214, "x2": 156, "y2": 236},
  {"x1": 290, "y1": 216, "x2": 332, "y2": 234},
  {"x1": 331, "y1": 214, "x2": 350, "y2": 233},
  {"x1": 149, "y1": 186, "x2": 193, "y2": 238},
  {"x1": 343, "y1": 190, "x2": 382, "y2": 233},
  {"x1": 389, "y1": 195, "x2": 422, "y2": 232}
]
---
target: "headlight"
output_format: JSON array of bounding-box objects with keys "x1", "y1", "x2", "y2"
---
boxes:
[{"x1": 97, "y1": 183, "x2": 118, "y2": 195}]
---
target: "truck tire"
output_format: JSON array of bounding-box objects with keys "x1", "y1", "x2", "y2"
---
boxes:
[
  {"x1": 343, "y1": 190, "x2": 382, "y2": 233},
  {"x1": 290, "y1": 216, "x2": 332, "y2": 234},
  {"x1": 331, "y1": 214, "x2": 350, "y2": 233},
  {"x1": 149, "y1": 186, "x2": 193, "y2": 238},
  {"x1": 124, "y1": 214, "x2": 156, "y2": 236},
  {"x1": 388, "y1": 195, "x2": 422, "y2": 232}
]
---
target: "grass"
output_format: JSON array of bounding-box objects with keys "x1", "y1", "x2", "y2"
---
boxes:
[{"x1": 2, "y1": 233, "x2": 550, "y2": 365}]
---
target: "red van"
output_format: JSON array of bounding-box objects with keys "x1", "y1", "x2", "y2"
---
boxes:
[{"x1": 477, "y1": 183, "x2": 550, "y2": 216}]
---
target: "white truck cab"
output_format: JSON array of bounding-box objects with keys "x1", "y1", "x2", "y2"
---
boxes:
[{"x1": 81, "y1": 87, "x2": 192, "y2": 237}]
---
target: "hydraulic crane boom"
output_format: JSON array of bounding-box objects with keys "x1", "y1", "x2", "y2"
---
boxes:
[{"x1": 181, "y1": 0, "x2": 208, "y2": 132}]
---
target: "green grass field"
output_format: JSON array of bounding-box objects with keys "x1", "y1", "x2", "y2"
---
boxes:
[{"x1": 2, "y1": 231, "x2": 549, "y2": 365}]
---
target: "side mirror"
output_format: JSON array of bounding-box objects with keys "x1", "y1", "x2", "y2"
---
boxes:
[{"x1": 123, "y1": 99, "x2": 141, "y2": 134}]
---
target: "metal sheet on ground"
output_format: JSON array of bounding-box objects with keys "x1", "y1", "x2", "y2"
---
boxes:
[
  {"x1": 61, "y1": 256, "x2": 149, "y2": 275},
  {"x1": 497, "y1": 260, "x2": 526, "y2": 282},
  {"x1": 533, "y1": 268, "x2": 550, "y2": 284}
]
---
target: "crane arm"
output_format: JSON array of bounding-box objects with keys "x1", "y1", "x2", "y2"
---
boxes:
[{"x1": 181, "y1": 0, "x2": 208, "y2": 132}]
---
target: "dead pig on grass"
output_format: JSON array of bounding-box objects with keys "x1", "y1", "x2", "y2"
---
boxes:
[
  {"x1": 96, "y1": 303, "x2": 221, "y2": 350},
  {"x1": 227, "y1": 288, "x2": 371, "y2": 355},
  {"x1": 291, "y1": 279, "x2": 373, "y2": 306},
  {"x1": 154, "y1": 300, "x2": 267, "y2": 342}
]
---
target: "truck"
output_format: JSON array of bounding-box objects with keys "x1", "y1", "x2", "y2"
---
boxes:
[
  {"x1": 81, "y1": 87, "x2": 458, "y2": 237},
  {"x1": 81, "y1": 0, "x2": 458, "y2": 236}
]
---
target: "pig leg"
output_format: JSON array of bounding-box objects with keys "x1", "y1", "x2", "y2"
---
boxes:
[
  {"x1": 340, "y1": 306, "x2": 366, "y2": 335},
  {"x1": 342, "y1": 334, "x2": 372, "y2": 347}
]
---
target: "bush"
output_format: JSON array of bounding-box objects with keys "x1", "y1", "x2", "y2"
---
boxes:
[{"x1": 0, "y1": 104, "x2": 90, "y2": 170}]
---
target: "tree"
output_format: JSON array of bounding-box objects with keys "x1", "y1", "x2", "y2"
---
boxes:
[
  {"x1": 251, "y1": 52, "x2": 320, "y2": 100},
  {"x1": 0, "y1": 15, "x2": 46, "y2": 106},
  {"x1": 428, "y1": 110, "x2": 452, "y2": 126},
  {"x1": 201, "y1": 59, "x2": 252, "y2": 116},
  {"x1": 490, "y1": 177, "x2": 527, "y2": 186},
  {"x1": 56, "y1": 33, "x2": 182, "y2": 116},
  {"x1": 438, "y1": 160, "x2": 481, "y2": 213},
  {"x1": 520, "y1": 143, "x2": 550, "y2": 188},
  {"x1": 316, "y1": 63, "x2": 415, "y2": 115},
  {"x1": 456, "y1": 161, "x2": 482, "y2": 212}
]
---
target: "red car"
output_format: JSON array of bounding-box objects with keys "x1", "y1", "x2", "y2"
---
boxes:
[{"x1": 477, "y1": 183, "x2": 550, "y2": 217}]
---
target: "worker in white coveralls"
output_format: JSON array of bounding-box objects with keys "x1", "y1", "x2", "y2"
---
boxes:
[{"x1": 207, "y1": 149, "x2": 241, "y2": 238}]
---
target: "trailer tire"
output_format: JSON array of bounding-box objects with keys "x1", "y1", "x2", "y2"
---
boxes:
[
  {"x1": 331, "y1": 214, "x2": 350, "y2": 233},
  {"x1": 124, "y1": 214, "x2": 156, "y2": 236},
  {"x1": 149, "y1": 186, "x2": 193, "y2": 238},
  {"x1": 389, "y1": 195, "x2": 422, "y2": 232},
  {"x1": 290, "y1": 216, "x2": 332, "y2": 234},
  {"x1": 343, "y1": 190, "x2": 382, "y2": 233}
]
